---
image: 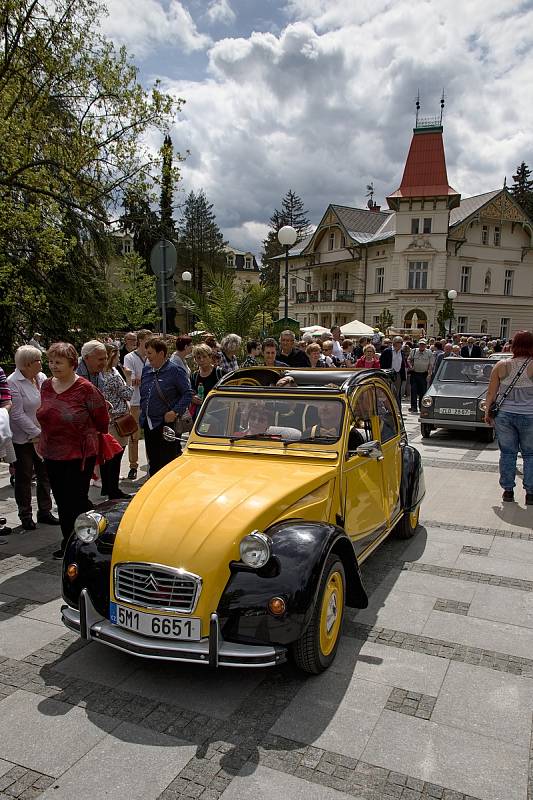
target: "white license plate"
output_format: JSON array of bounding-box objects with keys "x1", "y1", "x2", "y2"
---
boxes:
[
  {"x1": 438, "y1": 408, "x2": 475, "y2": 416},
  {"x1": 109, "y1": 602, "x2": 201, "y2": 640}
]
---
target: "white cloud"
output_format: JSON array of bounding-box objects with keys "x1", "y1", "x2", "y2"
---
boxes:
[
  {"x1": 100, "y1": 0, "x2": 211, "y2": 56},
  {"x1": 151, "y1": 1, "x2": 533, "y2": 254},
  {"x1": 205, "y1": 0, "x2": 236, "y2": 26}
]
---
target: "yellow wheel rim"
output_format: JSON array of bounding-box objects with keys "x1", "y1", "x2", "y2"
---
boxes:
[
  {"x1": 319, "y1": 570, "x2": 344, "y2": 657},
  {"x1": 409, "y1": 507, "x2": 420, "y2": 530}
]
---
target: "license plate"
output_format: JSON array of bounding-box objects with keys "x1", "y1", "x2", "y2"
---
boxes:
[
  {"x1": 438, "y1": 408, "x2": 475, "y2": 416},
  {"x1": 109, "y1": 602, "x2": 201, "y2": 640}
]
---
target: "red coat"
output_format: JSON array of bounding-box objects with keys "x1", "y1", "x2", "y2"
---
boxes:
[
  {"x1": 355, "y1": 356, "x2": 381, "y2": 369},
  {"x1": 37, "y1": 377, "x2": 110, "y2": 464}
]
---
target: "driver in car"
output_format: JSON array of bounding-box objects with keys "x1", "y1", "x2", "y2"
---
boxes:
[{"x1": 304, "y1": 402, "x2": 341, "y2": 439}]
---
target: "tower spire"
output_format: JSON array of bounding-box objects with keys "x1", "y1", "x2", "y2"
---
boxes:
[
  {"x1": 439, "y1": 88, "x2": 445, "y2": 125},
  {"x1": 415, "y1": 89, "x2": 420, "y2": 127}
]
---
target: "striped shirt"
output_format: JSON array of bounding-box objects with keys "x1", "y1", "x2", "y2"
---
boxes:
[{"x1": 0, "y1": 368, "x2": 11, "y2": 405}]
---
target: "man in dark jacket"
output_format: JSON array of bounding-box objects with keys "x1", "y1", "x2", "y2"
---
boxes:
[
  {"x1": 277, "y1": 330, "x2": 311, "y2": 368},
  {"x1": 379, "y1": 336, "x2": 406, "y2": 403},
  {"x1": 460, "y1": 337, "x2": 483, "y2": 358}
]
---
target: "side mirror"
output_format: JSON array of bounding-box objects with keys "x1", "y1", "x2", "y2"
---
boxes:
[
  {"x1": 162, "y1": 425, "x2": 178, "y2": 442},
  {"x1": 356, "y1": 440, "x2": 384, "y2": 461}
]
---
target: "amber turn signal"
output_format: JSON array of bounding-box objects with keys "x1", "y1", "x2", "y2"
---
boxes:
[
  {"x1": 66, "y1": 563, "x2": 78, "y2": 581},
  {"x1": 268, "y1": 596, "x2": 286, "y2": 616}
]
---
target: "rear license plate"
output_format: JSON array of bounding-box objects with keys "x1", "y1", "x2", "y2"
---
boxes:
[{"x1": 109, "y1": 602, "x2": 201, "y2": 640}]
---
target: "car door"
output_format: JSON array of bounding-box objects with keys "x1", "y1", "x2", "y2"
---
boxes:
[
  {"x1": 342, "y1": 385, "x2": 389, "y2": 556},
  {"x1": 375, "y1": 385, "x2": 402, "y2": 524}
]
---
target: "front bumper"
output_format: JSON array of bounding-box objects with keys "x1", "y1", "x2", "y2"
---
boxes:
[
  {"x1": 61, "y1": 589, "x2": 287, "y2": 668},
  {"x1": 419, "y1": 416, "x2": 491, "y2": 430}
]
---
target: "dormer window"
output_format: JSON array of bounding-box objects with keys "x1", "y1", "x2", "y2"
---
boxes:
[
  {"x1": 244, "y1": 256, "x2": 252, "y2": 269},
  {"x1": 328, "y1": 232, "x2": 335, "y2": 251},
  {"x1": 481, "y1": 225, "x2": 489, "y2": 245},
  {"x1": 227, "y1": 254, "x2": 235, "y2": 268}
]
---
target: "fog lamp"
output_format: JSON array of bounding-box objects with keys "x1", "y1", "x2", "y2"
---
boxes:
[
  {"x1": 66, "y1": 563, "x2": 78, "y2": 581},
  {"x1": 240, "y1": 531, "x2": 272, "y2": 569},
  {"x1": 74, "y1": 511, "x2": 107, "y2": 543},
  {"x1": 268, "y1": 597, "x2": 286, "y2": 616},
  {"x1": 421, "y1": 396, "x2": 433, "y2": 408}
]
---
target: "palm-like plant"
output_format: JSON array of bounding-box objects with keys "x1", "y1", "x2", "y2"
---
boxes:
[{"x1": 179, "y1": 269, "x2": 281, "y2": 340}]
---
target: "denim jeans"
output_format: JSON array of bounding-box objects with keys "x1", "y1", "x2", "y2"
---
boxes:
[{"x1": 494, "y1": 411, "x2": 533, "y2": 493}]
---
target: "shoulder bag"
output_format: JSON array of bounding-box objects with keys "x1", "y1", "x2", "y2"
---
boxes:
[
  {"x1": 490, "y1": 358, "x2": 531, "y2": 417},
  {"x1": 114, "y1": 412, "x2": 138, "y2": 438},
  {"x1": 153, "y1": 373, "x2": 193, "y2": 434}
]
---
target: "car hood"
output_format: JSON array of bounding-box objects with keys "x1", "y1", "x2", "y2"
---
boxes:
[
  {"x1": 111, "y1": 451, "x2": 336, "y2": 624},
  {"x1": 428, "y1": 382, "x2": 487, "y2": 400}
]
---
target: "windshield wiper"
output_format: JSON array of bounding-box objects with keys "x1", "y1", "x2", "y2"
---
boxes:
[
  {"x1": 229, "y1": 433, "x2": 282, "y2": 443},
  {"x1": 285, "y1": 436, "x2": 338, "y2": 445}
]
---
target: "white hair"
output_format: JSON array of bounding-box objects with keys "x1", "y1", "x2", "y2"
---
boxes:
[
  {"x1": 81, "y1": 339, "x2": 106, "y2": 358},
  {"x1": 220, "y1": 334, "x2": 242, "y2": 352},
  {"x1": 14, "y1": 345, "x2": 42, "y2": 368}
]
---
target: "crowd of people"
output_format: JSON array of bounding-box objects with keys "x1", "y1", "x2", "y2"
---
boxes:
[{"x1": 0, "y1": 324, "x2": 531, "y2": 552}]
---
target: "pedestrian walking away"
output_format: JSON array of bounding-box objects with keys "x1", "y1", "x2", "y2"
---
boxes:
[{"x1": 484, "y1": 330, "x2": 533, "y2": 504}]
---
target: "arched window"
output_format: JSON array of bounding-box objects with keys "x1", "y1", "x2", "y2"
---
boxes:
[
  {"x1": 484, "y1": 271, "x2": 491, "y2": 293},
  {"x1": 480, "y1": 319, "x2": 488, "y2": 334}
]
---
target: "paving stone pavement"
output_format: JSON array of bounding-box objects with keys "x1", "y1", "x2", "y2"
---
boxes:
[{"x1": 1, "y1": 422, "x2": 533, "y2": 799}]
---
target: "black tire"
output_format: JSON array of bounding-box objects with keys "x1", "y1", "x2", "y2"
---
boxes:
[
  {"x1": 479, "y1": 427, "x2": 495, "y2": 443},
  {"x1": 292, "y1": 555, "x2": 345, "y2": 675},
  {"x1": 420, "y1": 424, "x2": 433, "y2": 439},
  {"x1": 394, "y1": 506, "x2": 420, "y2": 539}
]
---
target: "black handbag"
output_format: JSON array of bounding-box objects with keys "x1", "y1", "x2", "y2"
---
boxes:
[{"x1": 490, "y1": 357, "x2": 531, "y2": 417}]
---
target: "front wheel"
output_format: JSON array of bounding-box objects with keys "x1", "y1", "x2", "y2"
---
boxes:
[
  {"x1": 420, "y1": 423, "x2": 433, "y2": 439},
  {"x1": 292, "y1": 555, "x2": 345, "y2": 674},
  {"x1": 394, "y1": 506, "x2": 420, "y2": 539}
]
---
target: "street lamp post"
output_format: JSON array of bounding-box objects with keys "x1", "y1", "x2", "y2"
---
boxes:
[
  {"x1": 278, "y1": 225, "x2": 297, "y2": 319},
  {"x1": 181, "y1": 270, "x2": 192, "y2": 334},
  {"x1": 447, "y1": 289, "x2": 457, "y2": 338}
]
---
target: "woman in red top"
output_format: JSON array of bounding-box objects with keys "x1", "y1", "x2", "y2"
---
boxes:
[
  {"x1": 37, "y1": 342, "x2": 109, "y2": 559},
  {"x1": 355, "y1": 344, "x2": 381, "y2": 369}
]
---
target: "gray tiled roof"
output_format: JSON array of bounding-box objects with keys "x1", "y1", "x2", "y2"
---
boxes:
[
  {"x1": 449, "y1": 190, "x2": 500, "y2": 228},
  {"x1": 332, "y1": 205, "x2": 391, "y2": 239}
]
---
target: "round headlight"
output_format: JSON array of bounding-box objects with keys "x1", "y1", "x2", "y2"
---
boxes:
[
  {"x1": 74, "y1": 511, "x2": 107, "y2": 543},
  {"x1": 421, "y1": 396, "x2": 433, "y2": 408},
  {"x1": 479, "y1": 399, "x2": 487, "y2": 411},
  {"x1": 240, "y1": 531, "x2": 272, "y2": 569}
]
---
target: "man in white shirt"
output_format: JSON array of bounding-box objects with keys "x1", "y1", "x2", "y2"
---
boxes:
[
  {"x1": 330, "y1": 326, "x2": 344, "y2": 363},
  {"x1": 123, "y1": 329, "x2": 151, "y2": 480}
]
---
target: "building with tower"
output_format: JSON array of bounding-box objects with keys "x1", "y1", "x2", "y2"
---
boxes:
[{"x1": 278, "y1": 107, "x2": 533, "y2": 339}]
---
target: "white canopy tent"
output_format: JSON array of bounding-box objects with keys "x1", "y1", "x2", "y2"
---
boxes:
[
  {"x1": 340, "y1": 320, "x2": 375, "y2": 336},
  {"x1": 300, "y1": 325, "x2": 331, "y2": 335}
]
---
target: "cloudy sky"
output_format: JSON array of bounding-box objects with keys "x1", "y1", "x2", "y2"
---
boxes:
[{"x1": 101, "y1": 0, "x2": 533, "y2": 256}]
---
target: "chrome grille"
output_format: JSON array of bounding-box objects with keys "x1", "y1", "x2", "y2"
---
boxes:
[{"x1": 114, "y1": 563, "x2": 201, "y2": 613}]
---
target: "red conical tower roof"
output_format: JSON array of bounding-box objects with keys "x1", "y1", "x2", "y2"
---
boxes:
[{"x1": 387, "y1": 126, "x2": 460, "y2": 210}]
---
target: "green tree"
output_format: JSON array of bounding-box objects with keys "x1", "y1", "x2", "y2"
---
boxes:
[
  {"x1": 107, "y1": 252, "x2": 159, "y2": 329},
  {"x1": 178, "y1": 190, "x2": 226, "y2": 294},
  {"x1": 160, "y1": 134, "x2": 176, "y2": 240},
  {"x1": 378, "y1": 308, "x2": 394, "y2": 332},
  {"x1": 0, "y1": 0, "x2": 178, "y2": 357},
  {"x1": 179, "y1": 269, "x2": 280, "y2": 341},
  {"x1": 261, "y1": 190, "x2": 310, "y2": 287},
  {"x1": 119, "y1": 185, "x2": 160, "y2": 268},
  {"x1": 436, "y1": 293, "x2": 455, "y2": 337},
  {"x1": 510, "y1": 162, "x2": 533, "y2": 219}
]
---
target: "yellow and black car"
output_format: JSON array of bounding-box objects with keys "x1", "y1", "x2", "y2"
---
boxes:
[{"x1": 61, "y1": 366, "x2": 425, "y2": 674}]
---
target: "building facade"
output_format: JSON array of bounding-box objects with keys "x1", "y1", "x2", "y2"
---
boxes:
[
  {"x1": 279, "y1": 122, "x2": 533, "y2": 339},
  {"x1": 225, "y1": 246, "x2": 261, "y2": 289}
]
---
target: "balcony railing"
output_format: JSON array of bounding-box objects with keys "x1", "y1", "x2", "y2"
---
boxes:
[{"x1": 292, "y1": 289, "x2": 356, "y2": 304}]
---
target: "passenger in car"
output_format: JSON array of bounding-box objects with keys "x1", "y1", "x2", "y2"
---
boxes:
[{"x1": 304, "y1": 402, "x2": 342, "y2": 439}]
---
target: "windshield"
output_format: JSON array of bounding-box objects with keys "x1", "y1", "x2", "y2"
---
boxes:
[
  {"x1": 436, "y1": 359, "x2": 493, "y2": 383},
  {"x1": 195, "y1": 395, "x2": 345, "y2": 442}
]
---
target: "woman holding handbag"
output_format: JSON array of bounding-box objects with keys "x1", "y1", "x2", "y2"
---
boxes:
[
  {"x1": 484, "y1": 330, "x2": 533, "y2": 504},
  {"x1": 100, "y1": 344, "x2": 134, "y2": 499},
  {"x1": 140, "y1": 337, "x2": 193, "y2": 476}
]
